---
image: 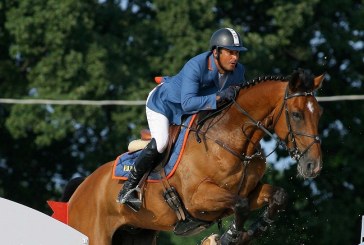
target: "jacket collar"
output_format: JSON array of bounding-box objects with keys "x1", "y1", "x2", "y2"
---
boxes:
[
  {"x1": 207, "y1": 52, "x2": 215, "y2": 71},
  {"x1": 207, "y1": 52, "x2": 221, "y2": 88}
]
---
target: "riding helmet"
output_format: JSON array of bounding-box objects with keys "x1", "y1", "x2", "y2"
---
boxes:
[{"x1": 209, "y1": 28, "x2": 248, "y2": 52}]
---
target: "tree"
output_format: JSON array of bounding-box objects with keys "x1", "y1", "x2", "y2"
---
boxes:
[{"x1": 1, "y1": 0, "x2": 159, "y2": 208}]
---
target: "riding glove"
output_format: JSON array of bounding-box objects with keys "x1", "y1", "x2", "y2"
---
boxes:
[{"x1": 217, "y1": 86, "x2": 237, "y2": 102}]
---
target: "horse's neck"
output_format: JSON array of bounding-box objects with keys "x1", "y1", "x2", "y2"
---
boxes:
[
  {"x1": 241, "y1": 80, "x2": 285, "y2": 112},
  {"x1": 195, "y1": 81, "x2": 286, "y2": 157},
  {"x1": 215, "y1": 81, "x2": 286, "y2": 155},
  {"x1": 238, "y1": 80, "x2": 286, "y2": 153}
]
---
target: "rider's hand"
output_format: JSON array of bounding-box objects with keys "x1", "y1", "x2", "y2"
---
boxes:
[{"x1": 216, "y1": 86, "x2": 237, "y2": 102}]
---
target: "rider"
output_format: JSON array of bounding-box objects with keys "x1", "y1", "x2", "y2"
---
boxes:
[{"x1": 117, "y1": 27, "x2": 248, "y2": 211}]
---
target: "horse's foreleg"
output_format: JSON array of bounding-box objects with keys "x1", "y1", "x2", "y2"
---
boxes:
[
  {"x1": 220, "y1": 197, "x2": 250, "y2": 245},
  {"x1": 240, "y1": 183, "x2": 288, "y2": 244},
  {"x1": 190, "y1": 180, "x2": 254, "y2": 245}
]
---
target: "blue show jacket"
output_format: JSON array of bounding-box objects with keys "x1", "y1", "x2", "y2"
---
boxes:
[{"x1": 147, "y1": 51, "x2": 246, "y2": 125}]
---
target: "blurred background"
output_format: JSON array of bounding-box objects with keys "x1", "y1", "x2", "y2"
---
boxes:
[{"x1": 0, "y1": 0, "x2": 363, "y2": 244}]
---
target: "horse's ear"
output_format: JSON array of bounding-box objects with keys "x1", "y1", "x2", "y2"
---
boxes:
[
  {"x1": 313, "y1": 73, "x2": 325, "y2": 91},
  {"x1": 288, "y1": 69, "x2": 302, "y2": 92}
]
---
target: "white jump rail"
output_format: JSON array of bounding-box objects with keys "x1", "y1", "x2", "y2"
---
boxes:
[
  {"x1": 0, "y1": 197, "x2": 88, "y2": 245},
  {"x1": 360, "y1": 215, "x2": 364, "y2": 245}
]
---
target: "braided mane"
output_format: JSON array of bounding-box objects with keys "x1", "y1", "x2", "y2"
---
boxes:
[
  {"x1": 240, "y1": 75, "x2": 289, "y2": 90},
  {"x1": 241, "y1": 68, "x2": 315, "y2": 91}
]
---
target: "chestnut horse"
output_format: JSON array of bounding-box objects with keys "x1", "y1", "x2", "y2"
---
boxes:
[{"x1": 63, "y1": 69, "x2": 324, "y2": 245}]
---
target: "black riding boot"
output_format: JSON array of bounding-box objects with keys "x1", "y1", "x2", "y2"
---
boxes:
[{"x1": 117, "y1": 138, "x2": 160, "y2": 212}]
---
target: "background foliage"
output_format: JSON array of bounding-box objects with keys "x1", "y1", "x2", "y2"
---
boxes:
[{"x1": 0, "y1": 0, "x2": 363, "y2": 244}]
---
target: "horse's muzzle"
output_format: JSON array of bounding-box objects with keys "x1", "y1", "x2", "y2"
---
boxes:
[{"x1": 297, "y1": 157, "x2": 322, "y2": 179}]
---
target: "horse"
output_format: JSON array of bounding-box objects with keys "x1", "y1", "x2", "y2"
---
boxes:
[{"x1": 59, "y1": 68, "x2": 324, "y2": 245}]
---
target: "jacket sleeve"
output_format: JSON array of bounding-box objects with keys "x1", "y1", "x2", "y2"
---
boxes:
[{"x1": 180, "y1": 60, "x2": 217, "y2": 113}]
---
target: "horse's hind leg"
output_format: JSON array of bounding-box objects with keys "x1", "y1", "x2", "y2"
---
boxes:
[{"x1": 240, "y1": 183, "x2": 287, "y2": 244}]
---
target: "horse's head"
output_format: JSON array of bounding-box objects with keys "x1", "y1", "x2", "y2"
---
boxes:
[{"x1": 273, "y1": 69, "x2": 324, "y2": 179}]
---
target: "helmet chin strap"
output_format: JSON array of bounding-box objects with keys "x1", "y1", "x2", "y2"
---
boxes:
[{"x1": 215, "y1": 47, "x2": 230, "y2": 74}]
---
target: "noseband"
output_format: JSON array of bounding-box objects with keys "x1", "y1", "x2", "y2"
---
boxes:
[{"x1": 233, "y1": 86, "x2": 321, "y2": 162}]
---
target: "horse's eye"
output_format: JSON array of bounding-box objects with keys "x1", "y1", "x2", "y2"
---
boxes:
[{"x1": 291, "y1": 112, "x2": 303, "y2": 121}]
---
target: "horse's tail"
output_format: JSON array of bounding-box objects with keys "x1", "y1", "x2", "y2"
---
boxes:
[
  {"x1": 47, "y1": 177, "x2": 85, "y2": 224},
  {"x1": 60, "y1": 177, "x2": 85, "y2": 202}
]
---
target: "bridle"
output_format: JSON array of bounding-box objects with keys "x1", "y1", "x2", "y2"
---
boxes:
[
  {"x1": 280, "y1": 88, "x2": 321, "y2": 161},
  {"x1": 232, "y1": 85, "x2": 321, "y2": 162}
]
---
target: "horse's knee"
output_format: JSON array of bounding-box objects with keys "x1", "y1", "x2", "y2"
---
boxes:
[
  {"x1": 271, "y1": 188, "x2": 288, "y2": 208},
  {"x1": 234, "y1": 197, "x2": 249, "y2": 216}
]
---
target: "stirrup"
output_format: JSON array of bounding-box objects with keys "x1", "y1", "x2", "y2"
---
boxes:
[{"x1": 117, "y1": 186, "x2": 142, "y2": 212}]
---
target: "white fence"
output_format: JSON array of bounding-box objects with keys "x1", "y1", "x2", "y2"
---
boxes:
[{"x1": 0, "y1": 94, "x2": 364, "y2": 107}]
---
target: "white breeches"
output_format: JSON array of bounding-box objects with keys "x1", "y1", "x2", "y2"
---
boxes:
[
  {"x1": 146, "y1": 107, "x2": 169, "y2": 153},
  {"x1": 145, "y1": 86, "x2": 169, "y2": 153}
]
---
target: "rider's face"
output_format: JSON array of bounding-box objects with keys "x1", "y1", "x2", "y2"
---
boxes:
[{"x1": 214, "y1": 48, "x2": 240, "y2": 73}]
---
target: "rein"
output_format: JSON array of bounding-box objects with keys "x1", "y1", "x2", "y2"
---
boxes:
[{"x1": 192, "y1": 92, "x2": 264, "y2": 164}]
